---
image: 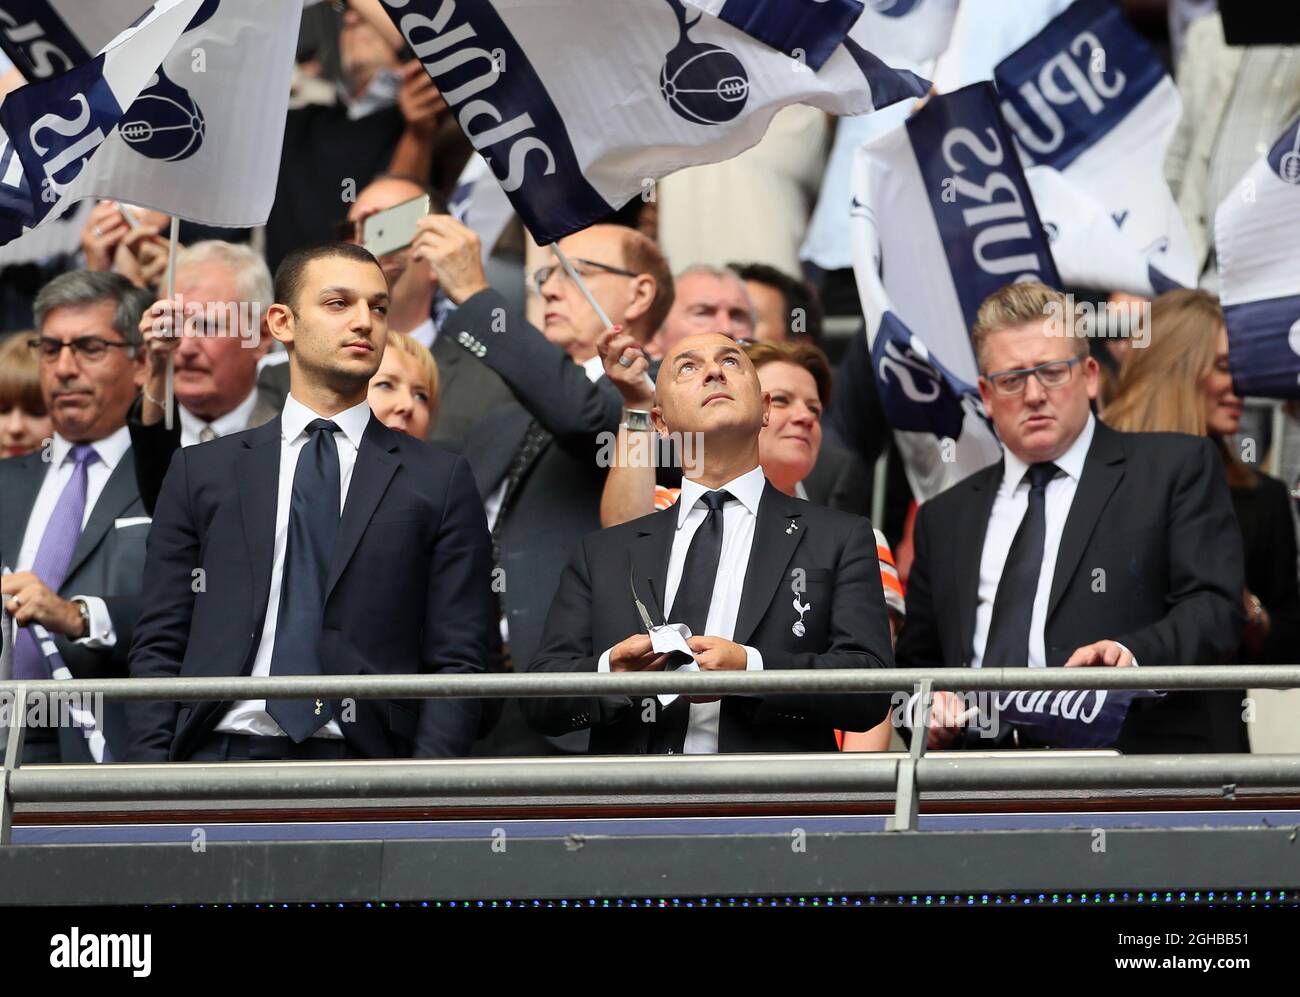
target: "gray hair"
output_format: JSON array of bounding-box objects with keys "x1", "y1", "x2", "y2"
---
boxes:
[
  {"x1": 175, "y1": 240, "x2": 273, "y2": 314},
  {"x1": 674, "y1": 263, "x2": 755, "y2": 316},
  {"x1": 33, "y1": 271, "x2": 153, "y2": 348}
]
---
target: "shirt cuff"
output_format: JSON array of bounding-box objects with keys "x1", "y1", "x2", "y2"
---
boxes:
[
  {"x1": 72, "y1": 595, "x2": 116, "y2": 649},
  {"x1": 743, "y1": 646, "x2": 763, "y2": 671},
  {"x1": 597, "y1": 647, "x2": 613, "y2": 673},
  {"x1": 1114, "y1": 642, "x2": 1138, "y2": 667}
]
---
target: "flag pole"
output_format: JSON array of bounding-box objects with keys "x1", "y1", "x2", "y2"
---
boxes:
[
  {"x1": 162, "y1": 216, "x2": 180, "y2": 431},
  {"x1": 552, "y1": 242, "x2": 616, "y2": 331}
]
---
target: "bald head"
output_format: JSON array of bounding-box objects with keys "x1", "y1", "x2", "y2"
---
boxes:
[{"x1": 653, "y1": 332, "x2": 768, "y2": 446}]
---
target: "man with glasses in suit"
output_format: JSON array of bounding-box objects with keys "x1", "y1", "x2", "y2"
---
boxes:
[
  {"x1": 1, "y1": 272, "x2": 153, "y2": 763},
  {"x1": 896, "y1": 282, "x2": 1245, "y2": 753},
  {"x1": 415, "y1": 217, "x2": 674, "y2": 755}
]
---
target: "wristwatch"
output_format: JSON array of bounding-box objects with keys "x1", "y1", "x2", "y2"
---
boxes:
[
  {"x1": 71, "y1": 597, "x2": 91, "y2": 639},
  {"x1": 622, "y1": 408, "x2": 653, "y2": 432}
]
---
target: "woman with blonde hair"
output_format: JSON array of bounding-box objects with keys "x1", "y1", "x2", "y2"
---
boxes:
[
  {"x1": 367, "y1": 330, "x2": 439, "y2": 440},
  {"x1": 0, "y1": 333, "x2": 52, "y2": 458},
  {"x1": 1103, "y1": 289, "x2": 1298, "y2": 688}
]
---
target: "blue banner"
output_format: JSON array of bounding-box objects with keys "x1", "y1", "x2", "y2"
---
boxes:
[
  {"x1": 689, "y1": 0, "x2": 863, "y2": 70},
  {"x1": 994, "y1": 0, "x2": 1163, "y2": 172},
  {"x1": 906, "y1": 82, "x2": 1061, "y2": 333},
  {"x1": 0, "y1": 0, "x2": 91, "y2": 80}
]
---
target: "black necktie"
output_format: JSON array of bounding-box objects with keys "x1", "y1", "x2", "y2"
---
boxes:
[
  {"x1": 491, "y1": 418, "x2": 552, "y2": 570},
  {"x1": 981, "y1": 462, "x2": 1059, "y2": 668},
  {"x1": 669, "y1": 490, "x2": 731, "y2": 635},
  {"x1": 268, "y1": 419, "x2": 342, "y2": 741},
  {"x1": 649, "y1": 490, "x2": 730, "y2": 755}
]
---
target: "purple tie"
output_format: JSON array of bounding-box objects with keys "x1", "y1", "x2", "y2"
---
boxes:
[{"x1": 13, "y1": 444, "x2": 98, "y2": 680}]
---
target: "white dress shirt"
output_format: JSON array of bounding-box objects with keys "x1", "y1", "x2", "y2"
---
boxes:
[
  {"x1": 971, "y1": 414, "x2": 1096, "y2": 669},
  {"x1": 407, "y1": 317, "x2": 437, "y2": 350},
  {"x1": 15, "y1": 426, "x2": 133, "y2": 649},
  {"x1": 177, "y1": 386, "x2": 259, "y2": 448},
  {"x1": 598, "y1": 465, "x2": 767, "y2": 754},
  {"x1": 215, "y1": 394, "x2": 372, "y2": 738}
]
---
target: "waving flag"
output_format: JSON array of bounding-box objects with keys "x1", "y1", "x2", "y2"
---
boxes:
[
  {"x1": 380, "y1": 0, "x2": 929, "y2": 244},
  {"x1": 1216, "y1": 114, "x2": 1300, "y2": 399},
  {"x1": 994, "y1": 0, "x2": 1195, "y2": 294},
  {"x1": 850, "y1": 83, "x2": 1061, "y2": 500},
  {"x1": 0, "y1": 1, "x2": 154, "y2": 81},
  {"x1": 684, "y1": 0, "x2": 864, "y2": 70},
  {"x1": 0, "y1": 0, "x2": 203, "y2": 246},
  {"x1": 50, "y1": 0, "x2": 300, "y2": 229},
  {"x1": 801, "y1": 0, "x2": 959, "y2": 272}
]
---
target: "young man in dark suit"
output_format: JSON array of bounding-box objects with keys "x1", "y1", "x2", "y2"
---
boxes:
[
  {"x1": 1, "y1": 272, "x2": 153, "y2": 763},
  {"x1": 522, "y1": 333, "x2": 895, "y2": 754},
  {"x1": 896, "y1": 282, "x2": 1245, "y2": 753},
  {"x1": 126, "y1": 243, "x2": 495, "y2": 763}
]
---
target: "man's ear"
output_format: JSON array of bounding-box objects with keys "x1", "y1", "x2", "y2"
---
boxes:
[
  {"x1": 760, "y1": 390, "x2": 771, "y2": 428},
  {"x1": 651, "y1": 405, "x2": 668, "y2": 437},
  {"x1": 977, "y1": 375, "x2": 993, "y2": 411},
  {"x1": 624, "y1": 274, "x2": 656, "y2": 329},
  {"x1": 267, "y1": 302, "x2": 295, "y2": 349}
]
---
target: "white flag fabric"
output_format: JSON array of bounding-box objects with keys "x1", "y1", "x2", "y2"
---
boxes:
[
  {"x1": 850, "y1": 83, "x2": 1061, "y2": 500},
  {"x1": 800, "y1": 0, "x2": 960, "y2": 271},
  {"x1": 380, "y1": 0, "x2": 929, "y2": 244},
  {"x1": 994, "y1": 0, "x2": 1195, "y2": 294},
  {"x1": 1215, "y1": 114, "x2": 1300, "y2": 399},
  {"x1": 0, "y1": 0, "x2": 155, "y2": 80},
  {"x1": 54, "y1": 0, "x2": 300, "y2": 228},
  {"x1": 0, "y1": 0, "x2": 203, "y2": 245}
]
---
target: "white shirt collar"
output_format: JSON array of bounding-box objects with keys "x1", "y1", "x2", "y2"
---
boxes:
[
  {"x1": 337, "y1": 67, "x2": 401, "y2": 121},
  {"x1": 580, "y1": 353, "x2": 606, "y2": 385},
  {"x1": 676, "y1": 465, "x2": 766, "y2": 530},
  {"x1": 50, "y1": 424, "x2": 131, "y2": 472},
  {"x1": 281, "y1": 393, "x2": 372, "y2": 451},
  {"x1": 179, "y1": 386, "x2": 259, "y2": 442},
  {"x1": 1002, "y1": 412, "x2": 1096, "y2": 491},
  {"x1": 408, "y1": 317, "x2": 437, "y2": 350}
]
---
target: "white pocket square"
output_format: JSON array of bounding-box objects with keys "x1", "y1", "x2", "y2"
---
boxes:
[{"x1": 114, "y1": 517, "x2": 152, "y2": 529}]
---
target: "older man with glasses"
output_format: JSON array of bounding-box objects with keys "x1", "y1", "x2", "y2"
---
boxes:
[
  {"x1": 412, "y1": 216, "x2": 674, "y2": 756},
  {"x1": 0, "y1": 271, "x2": 153, "y2": 763},
  {"x1": 895, "y1": 281, "x2": 1245, "y2": 755}
]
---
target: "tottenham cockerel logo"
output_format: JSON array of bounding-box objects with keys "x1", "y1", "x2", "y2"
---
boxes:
[
  {"x1": 659, "y1": 0, "x2": 750, "y2": 126},
  {"x1": 120, "y1": 0, "x2": 219, "y2": 162}
]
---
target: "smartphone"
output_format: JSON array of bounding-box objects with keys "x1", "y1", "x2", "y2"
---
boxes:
[{"x1": 362, "y1": 193, "x2": 430, "y2": 258}]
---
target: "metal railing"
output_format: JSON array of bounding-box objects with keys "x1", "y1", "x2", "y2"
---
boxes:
[{"x1": 4, "y1": 666, "x2": 1300, "y2": 844}]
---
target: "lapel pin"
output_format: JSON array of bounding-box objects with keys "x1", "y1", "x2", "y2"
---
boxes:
[{"x1": 786, "y1": 520, "x2": 799, "y2": 534}]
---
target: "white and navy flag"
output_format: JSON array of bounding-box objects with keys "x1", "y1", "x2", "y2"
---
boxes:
[
  {"x1": 0, "y1": 0, "x2": 156, "y2": 80},
  {"x1": 850, "y1": 83, "x2": 1061, "y2": 500},
  {"x1": 994, "y1": 0, "x2": 1195, "y2": 295},
  {"x1": 0, "y1": 0, "x2": 301, "y2": 234},
  {"x1": 380, "y1": 0, "x2": 929, "y2": 245},
  {"x1": 685, "y1": 0, "x2": 953, "y2": 73},
  {"x1": 0, "y1": 0, "x2": 204, "y2": 245},
  {"x1": 1216, "y1": 114, "x2": 1300, "y2": 400}
]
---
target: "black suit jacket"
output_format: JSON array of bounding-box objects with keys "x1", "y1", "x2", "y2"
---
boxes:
[
  {"x1": 428, "y1": 332, "x2": 515, "y2": 451},
  {"x1": 0, "y1": 445, "x2": 148, "y2": 761},
  {"x1": 896, "y1": 422, "x2": 1247, "y2": 753},
  {"x1": 126, "y1": 388, "x2": 281, "y2": 516},
  {"x1": 523, "y1": 482, "x2": 896, "y2": 753},
  {"x1": 126, "y1": 414, "x2": 496, "y2": 762}
]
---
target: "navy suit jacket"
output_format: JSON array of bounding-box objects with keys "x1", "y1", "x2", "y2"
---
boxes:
[{"x1": 126, "y1": 413, "x2": 496, "y2": 761}]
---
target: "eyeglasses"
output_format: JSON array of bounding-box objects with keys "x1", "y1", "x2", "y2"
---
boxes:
[
  {"x1": 985, "y1": 357, "x2": 1080, "y2": 395},
  {"x1": 28, "y1": 336, "x2": 135, "y2": 364},
  {"x1": 529, "y1": 258, "x2": 638, "y2": 296}
]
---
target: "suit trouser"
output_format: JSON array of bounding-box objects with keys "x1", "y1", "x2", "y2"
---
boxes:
[{"x1": 189, "y1": 733, "x2": 356, "y2": 762}]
